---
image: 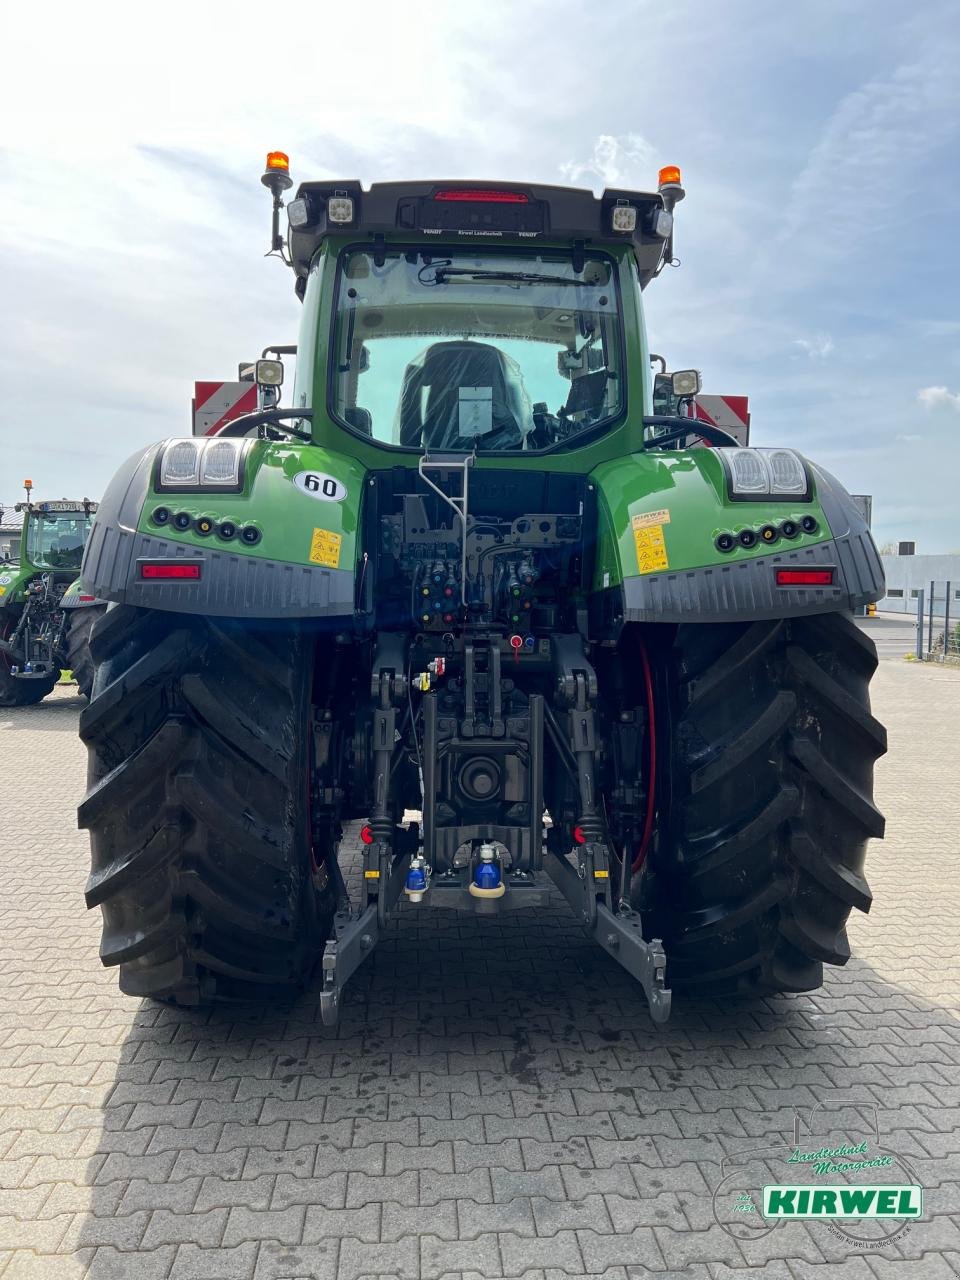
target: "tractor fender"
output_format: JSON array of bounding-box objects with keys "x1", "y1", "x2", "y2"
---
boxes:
[
  {"x1": 80, "y1": 441, "x2": 359, "y2": 619},
  {"x1": 59, "y1": 580, "x2": 103, "y2": 609},
  {"x1": 590, "y1": 448, "x2": 884, "y2": 625}
]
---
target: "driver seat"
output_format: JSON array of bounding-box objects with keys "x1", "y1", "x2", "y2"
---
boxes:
[{"x1": 398, "y1": 341, "x2": 525, "y2": 450}]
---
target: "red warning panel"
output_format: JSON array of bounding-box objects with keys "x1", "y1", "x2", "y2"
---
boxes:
[
  {"x1": 192, "y1": 382, "x2": 258, "y2": 436},
  {"x1": 692, "y1": 395, "x2": 750, "y2": 446}
]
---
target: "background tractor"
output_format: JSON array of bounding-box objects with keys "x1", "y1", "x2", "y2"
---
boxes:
[
  {"x1": 0, "y1": 484, "x2": 104, "y2": 705},
  {"x1": 78, "y1": 157, "x2": 886, "y2": 1022}
]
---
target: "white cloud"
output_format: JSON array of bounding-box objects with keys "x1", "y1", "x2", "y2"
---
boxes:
[
  {"x1": 793, "y1": 334, "x2": 835, "y2": 358},
  {"x1": 772, "y1": 50, "x2": 960, "y2": 281},
  {"x1": 917, "y1": 386, "x2": 960, "y2": 411},
  {"x1": 559, "y1": 134, "x2": 659, "y2": 193}
]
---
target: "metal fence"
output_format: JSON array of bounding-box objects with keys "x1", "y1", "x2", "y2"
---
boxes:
[{"x1": 914, "y1": 581, "x2": 960, "y2": 661}]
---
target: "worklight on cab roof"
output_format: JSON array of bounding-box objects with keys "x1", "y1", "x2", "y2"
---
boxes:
[
  {"x1": 326, "y1": 193, "x2": 355, "y2": 224},
  {"x1": 287, "y1": 197, "x2": 311, "y2": 229},
  {"x1": 611, "y1": 201, "x2": 637, "y2": 233}
]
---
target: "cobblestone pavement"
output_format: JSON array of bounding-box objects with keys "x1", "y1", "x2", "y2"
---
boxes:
[{"x1": 1, "y1": 657, "x2": 959, "y2": 1279}]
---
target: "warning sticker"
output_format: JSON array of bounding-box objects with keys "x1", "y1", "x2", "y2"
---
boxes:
[
  {"x1": 634, "y1": 524, "x2": 669, "y2": 574},
  {"x1": 309, "y1": 528, "x2": 342, "y2": 568},
  {"x1": 632, "y1": 508, "x2": 671, "y2": 530}
]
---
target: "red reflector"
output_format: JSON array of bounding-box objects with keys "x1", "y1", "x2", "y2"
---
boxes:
[
  {"x1": 433, "y1": 188, "x2": 529, "y2": 203},
  {"x1": 360, "y1": 824, "x2": 375, "y2": 845},
  {"x1": 573, "y1": 825, "x2": 586, "y2": 845},
  {"x1": 775, "y1": 568, "x2": 834, "y2": 586},
  {"x1": 78, "y1": 595, "x2": 96, "y2": 601},
  {"x1": 140, "y1": 563, "x2": 202, "y2": 580}
]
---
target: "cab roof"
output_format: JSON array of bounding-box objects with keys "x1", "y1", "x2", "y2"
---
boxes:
[{"x1": 287, "y1": 180, "x2": 671, "y2": 297}]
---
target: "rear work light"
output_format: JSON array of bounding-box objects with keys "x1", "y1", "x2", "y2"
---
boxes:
[
  {"x1": 140, "y1": 563, "x2": 202, "y2": 580},
  {"x1": 720, "y1": 448, "x2": 811, "y2": 500},
  {"x1": 326, "y1": 193, "x2": 355, "y2": 223},
  {"x1": 611, "y1": 201, "x2": 638, "y2": 233},
  {"x1": 433, "y1": 188, "x2": 529, "y2": 203},
  {"x1": 775, "y1": 568, "x2": 834, "y2": 586},
  {"x1": 157, "y1": 438, "x2": 248, "y2": 493}
]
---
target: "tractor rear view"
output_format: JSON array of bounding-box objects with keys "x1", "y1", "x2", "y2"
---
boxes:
[
  {"x1": 0, "y1": 486, "x2": 104, "y2": 706},
  {"x1": 77, "y1": 158, "x2": 886, "y2": 1021}
]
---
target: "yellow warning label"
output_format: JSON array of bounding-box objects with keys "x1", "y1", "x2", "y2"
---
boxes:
[
  {"x1": 632, "y1": 508, "x2": 671, "y2": 530},
  {"x1": 364, "y1": 870, "x2": 380, "y2": 879},
  {"x1": 309, "y1": 528, "x2": 342, "y2": 568},
  {"x1": 0, "y1": 587, "x2": 5, "y2": 597},
  {"x1": 634, "y1": 524, "x2": 669, "y2": 574}
]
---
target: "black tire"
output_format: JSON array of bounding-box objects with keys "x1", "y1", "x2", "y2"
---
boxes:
[
  {"x1": 637, "y1": 612, "x2": 886, "y2": 995},
  {"x1": 78, "y1": 606, "x2": 336, "y2": 1004},
  {"x1": 0, "y1": 612, "x2": 58, "y2": 707},
  {"x1": 66, "y1": 604, "x2": 107, "y2": 699}
]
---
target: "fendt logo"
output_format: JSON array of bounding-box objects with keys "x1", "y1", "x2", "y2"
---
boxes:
[{"x1": 763, "y1": 1185, "x2": 923, "y2": 1219}]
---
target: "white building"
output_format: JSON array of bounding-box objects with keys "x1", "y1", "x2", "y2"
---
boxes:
[{"x1": 878, "y1": 553, "x2": 960, "y2": 617}]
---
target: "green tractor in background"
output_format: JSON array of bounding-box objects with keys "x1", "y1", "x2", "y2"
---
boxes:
[
  {"x1": 0, "y1": 485, "x2": 105, "y2": 706},
  {"x1": 78, "y1": 157, "x2": 886, "y2": 1022}
]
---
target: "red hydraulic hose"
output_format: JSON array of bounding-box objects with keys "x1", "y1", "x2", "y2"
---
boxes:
[{"x1": 632, "y1": 637, "x2": 657, "y2": 874}]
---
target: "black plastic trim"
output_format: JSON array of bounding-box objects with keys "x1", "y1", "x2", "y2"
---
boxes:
[
  {"x1": 82, "y1": 528, "x2": 355, "y2": 619},
  {"x1": 613, "y1": 530, "x2": 884, "y2": 624}
]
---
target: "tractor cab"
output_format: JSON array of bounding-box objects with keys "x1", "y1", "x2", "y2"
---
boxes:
[
  {"x1": 0, "y1": 484, "x2": 101, "y2": 707},
  {"x1": 331, "y1": 247, "x2": 623, "y2": 452},
  {"x1": 249, "y1": 163, "x2": 688, "y2": 460},
  {"x1": 19, "y1": 503, "x2": 94, "y2": 574}
]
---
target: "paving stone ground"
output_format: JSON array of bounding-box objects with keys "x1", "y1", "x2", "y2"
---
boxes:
[{"x1": 1, "y1": 653, "x2": 959, "y2": 1279}]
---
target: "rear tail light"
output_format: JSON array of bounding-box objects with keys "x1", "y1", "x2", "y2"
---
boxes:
[
  {"x1": 140, "y1": 562, "x2": 202, "y2": 580},
  {"x1": 775, "y1": 568, "x2": 834, "y2": 586}
]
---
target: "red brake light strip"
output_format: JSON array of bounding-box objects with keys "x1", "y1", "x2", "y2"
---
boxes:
[
  {"x1": 140, "y1": 562, "x2": 202, "y2": 581},
  {"x1": 775, "y1": 568, "x2": 834, "y2": 586},
  {"x1": 433, "y1": 189, "x2": 529, "y2": 204}
]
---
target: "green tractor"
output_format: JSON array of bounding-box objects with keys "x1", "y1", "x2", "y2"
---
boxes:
[
  {"x1": 0, "y1": 485, "x2": 105, "y2": 706},
  {"x1": 78, "y1": 157, "x2": 886, "y2": 1021}
]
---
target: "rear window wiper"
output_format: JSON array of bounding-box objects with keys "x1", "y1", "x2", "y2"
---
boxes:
[{"x1": 422, "y1": 266, "x2": 588, "y2": 287}]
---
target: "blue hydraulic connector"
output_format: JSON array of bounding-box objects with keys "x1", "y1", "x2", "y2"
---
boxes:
[
  {"x1": 404, "y1": 855, "x2": 430, "y2": 902},
  {"x1": 474, "y1": 859, "x2": 501, "y2": 890}
]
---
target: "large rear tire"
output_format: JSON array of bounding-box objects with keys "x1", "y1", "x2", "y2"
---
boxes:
[
  {"x1": 637, "y1": 612, "x2": 886, "y2": 995},
  {"x1": 0, "y1": 612, "x2": 58, "y2": 707},
  {"x1": 78, "y1": 606, "x2": 336, "y2": 1004},
  {"x1": 66, "y1": 603, "x2": 107, "y2": 699}
]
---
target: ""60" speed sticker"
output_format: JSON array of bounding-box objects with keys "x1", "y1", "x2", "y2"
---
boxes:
[{"x1": 293, "y1": 472, "x2": 348, "y2": 501}]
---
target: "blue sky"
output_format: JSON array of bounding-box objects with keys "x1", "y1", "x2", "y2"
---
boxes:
[{"x1": 1, "y1": 0, "x2": 958, "y2": 549}]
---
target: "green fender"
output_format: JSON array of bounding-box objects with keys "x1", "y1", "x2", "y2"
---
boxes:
[
  {"x1": 81, "y1": 439, "x2": 366, "y2": 618},
  {"x1": 590, "y1": 447, "x2": 884, "y2": 623}
]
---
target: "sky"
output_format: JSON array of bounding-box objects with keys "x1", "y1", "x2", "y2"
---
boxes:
[{"x1": 1, "y1": 0, "x2": 958, "y2": 550}]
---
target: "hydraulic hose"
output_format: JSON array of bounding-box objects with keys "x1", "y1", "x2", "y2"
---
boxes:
[{"x1": 632, "y1": 637, "x2": 657, "y2": 875}]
